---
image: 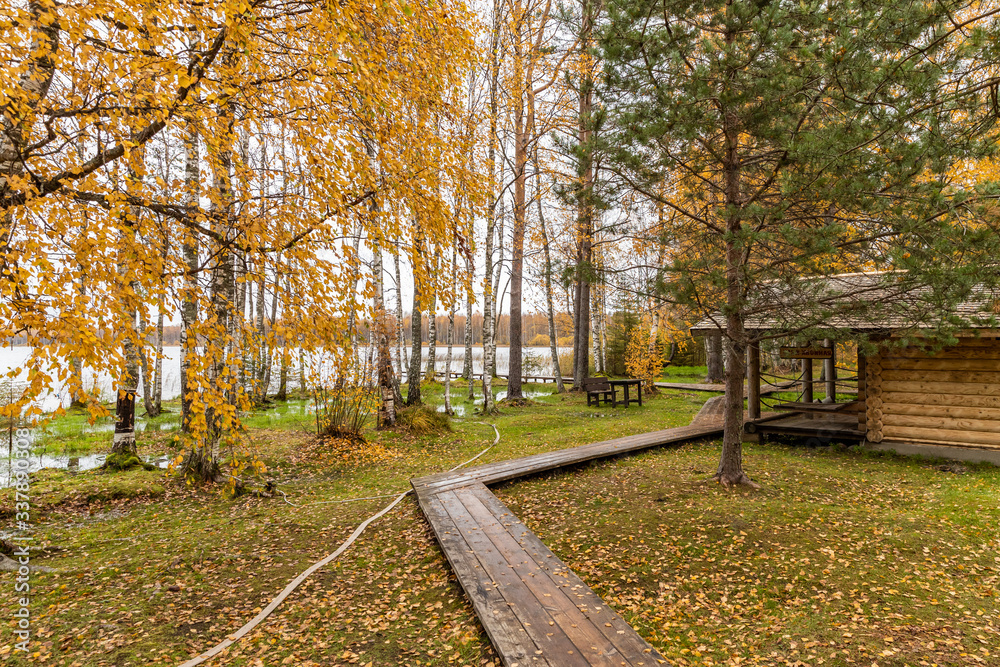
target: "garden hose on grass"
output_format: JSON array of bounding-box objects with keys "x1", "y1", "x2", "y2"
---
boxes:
[{"x1": 177, "y1": 421, "x2": 500, "y2": 667}]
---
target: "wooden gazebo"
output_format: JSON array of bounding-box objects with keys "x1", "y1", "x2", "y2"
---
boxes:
[{"x1": 691, "y1": 272, "x2": 1000, "y2": 465}]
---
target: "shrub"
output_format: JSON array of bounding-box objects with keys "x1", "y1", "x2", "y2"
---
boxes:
[
  {"x1": 397, "y1": 406, "x2": 451, "y2": 435},
  {"x1": 314, "y1": 384, "x2": 375, "y2": 441}
]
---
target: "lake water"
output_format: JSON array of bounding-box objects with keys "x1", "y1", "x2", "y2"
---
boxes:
[
  {"x1": 0, "y1": 345, "x2": 569, "y2": 413},
  {"x1": 0, "y1": 345, "x2": 568, "y2": 486}
]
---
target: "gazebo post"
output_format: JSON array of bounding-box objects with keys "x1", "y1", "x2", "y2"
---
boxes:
[
  {"x1": 747, "y1": 342, "x2": 761, "y2": 420},
  {"x1": 823, "y1": 338, "x2": 837, "y2": 403}
]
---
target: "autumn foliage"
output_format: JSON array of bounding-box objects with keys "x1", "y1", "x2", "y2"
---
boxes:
[{"x1": 0, "y1": 0, "x2": 481, "y2": 467}]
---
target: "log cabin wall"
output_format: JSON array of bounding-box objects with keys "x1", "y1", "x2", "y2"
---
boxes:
[{"x1": 867, "y1": 338, "x2": 1000, "y2": 450}]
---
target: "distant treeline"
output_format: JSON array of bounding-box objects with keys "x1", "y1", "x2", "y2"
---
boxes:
[
  {"x1": 1, "y1": 314, "x2": 564, "y2": 348},
  {"x1": 5, "y1": 314, "x2": 710, "y2": 369},
  {"x1": 399, "y1": 312, "x2": 574, "y2": 347}
]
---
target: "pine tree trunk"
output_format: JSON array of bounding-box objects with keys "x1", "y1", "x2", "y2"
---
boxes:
[
  {"x1": 573, "y1": 279, "x2": 591, "y2": 386},
  {"x1": 572, "y1": 0, "x2": 595, "y2": 390},
  {"x1": 591, "y1": 286, "x2": 602, "y2": 374},
  {"x1": 714, "y1": 95, "x2": 757, "y2": 488}
]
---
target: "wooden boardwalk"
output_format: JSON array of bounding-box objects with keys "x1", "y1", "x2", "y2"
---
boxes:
[
  {"x1": 411, "y1": 421, "x2": 725, "y2": 666},
  {"x1": 654, "y1": 379, "x2": 797, "y2": 395},
  {"x1": 434, "y1": 371, "x2": 572, "y2": 385}
]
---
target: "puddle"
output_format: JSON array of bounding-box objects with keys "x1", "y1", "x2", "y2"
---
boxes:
[
  {"x1": 42, "y1": 416, "x2": 181, "y2": 437},
  {"x1": 437, "y1": 403, "x2": 469, "y2": 417},
  {"x1": 493, "y1": 389, "x2": 552, "y2": 403},
  {"x1": 0, "y1": 452, "x2": 172, "y2": 488},
  {"x1": 258, "y1": 401, "x2": 313, "y2": 418},
  {"x1": 437, "y1": 390, "x2": 553, "y2": 418}
]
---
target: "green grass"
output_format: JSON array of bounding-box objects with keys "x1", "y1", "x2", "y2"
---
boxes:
[
  {"x1": 498, "y1": 443, "x2": 1000, "y2": 666},
  {"x1": 3, "y1": 375, "x2": 998, "y2": 666},
  {"x1": 661, "y1": 364, "x2": 708, "y2": 382}
]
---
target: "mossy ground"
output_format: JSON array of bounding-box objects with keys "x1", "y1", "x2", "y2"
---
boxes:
[{"x1": 1, "y1": 373, "x2": 997, "y2": 666}]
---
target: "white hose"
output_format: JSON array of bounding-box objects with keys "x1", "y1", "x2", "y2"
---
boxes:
[{"x1": 177, "y1": 421, "x2": 500, "y2": 667}]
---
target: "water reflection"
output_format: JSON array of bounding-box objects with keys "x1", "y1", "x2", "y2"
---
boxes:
[
  {"x1": 0, "y1": 452, "x2": 171, "y2": 488},
  {"x1": 437, "y1": 389, "x2": 553, "y2": 418}
]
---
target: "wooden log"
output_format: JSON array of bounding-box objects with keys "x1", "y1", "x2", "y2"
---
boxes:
[
  {"x1": 878, "y1": 436, "x2": 1000, "y2": 451},
  {"x1": 876, "y1": 358, "x2": 1000, "y2": 372},
  {"x1": 882, "y1": 348, "x2": 1000, "y2": 361},
  {"x1": 882, "y1": 413, "x2": 1000, "y2": 434},
  {"x1": 881, "y1": 380, "x2": 1000, "y2": 396},
  {"x1": 865, "y1": 354, "x2": 882, "y2": 442},
  {"x1": 881, "y1": 425, "x2": 1000, "y2": 448},
  {"x1": 881, "y1": 369, "x2": 1000, "y2": 384},
  {"x1": 955, "y1": 337, "x2": 1000, "y2": 346},
  {"x1": 881, "y1": 391, "x2": 1000, "y2": 409},
  {"x1": 882, "y1": 403, "x2": 1000, "y2": 421}
]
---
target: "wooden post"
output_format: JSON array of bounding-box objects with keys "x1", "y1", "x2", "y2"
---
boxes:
[
  {"x1": 857, "y1": 348, "x2": 867, "y2": 433},
  {"x1": 802, "y1": 356, "x2": 814, "y2": 403},
  {"x1": 823, "y1": 338, "x2": 837, "y2": 403},
  {"x1": 747, "y1": 342, "x2": 761, "y2": 420}
]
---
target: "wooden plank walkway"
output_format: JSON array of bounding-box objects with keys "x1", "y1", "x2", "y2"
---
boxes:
[
  {"x1": 434, "y1": 371, "x2": 573, "y2": 385},
  {"x1": 412, "y1": 420, "x2": 725, "y2": 666},
  {"x1": 654, "y1": 380, "x2": 797, "y2": 395}
]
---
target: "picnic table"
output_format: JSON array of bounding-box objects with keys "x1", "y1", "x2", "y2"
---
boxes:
[{"x1": 609, "y1": 378, "x2": 642, "y2": 407}]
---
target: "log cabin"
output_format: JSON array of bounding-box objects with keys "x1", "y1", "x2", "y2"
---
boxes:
[{"x1": 690, "y1": 272, "x2": 1000, "y2": 465}]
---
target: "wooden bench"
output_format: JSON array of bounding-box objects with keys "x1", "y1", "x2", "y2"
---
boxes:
[{"x1": 583, "y1": 377, "x2": 616, "y2": 407}]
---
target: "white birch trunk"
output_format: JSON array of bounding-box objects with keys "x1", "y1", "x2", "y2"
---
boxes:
[
  {"x1": 426, "y1": 293, "x2": 437, "y2": 380},
  {"x1": 394, "y1": 244, "x2": 407, "y2": 375}
]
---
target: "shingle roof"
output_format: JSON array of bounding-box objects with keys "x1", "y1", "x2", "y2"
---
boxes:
[{"x1": 689, "y1": 271, "x2": 1000, "y2": 336}]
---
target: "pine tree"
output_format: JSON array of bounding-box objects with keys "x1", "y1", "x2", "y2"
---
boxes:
[{"x1": 599, "y1": 0, "x2": 1000, "y2": 486}]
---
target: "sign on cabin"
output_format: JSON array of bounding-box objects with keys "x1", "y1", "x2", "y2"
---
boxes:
[{"x1": 779, "y1": 346, "x2": 833, "y2": 359}]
